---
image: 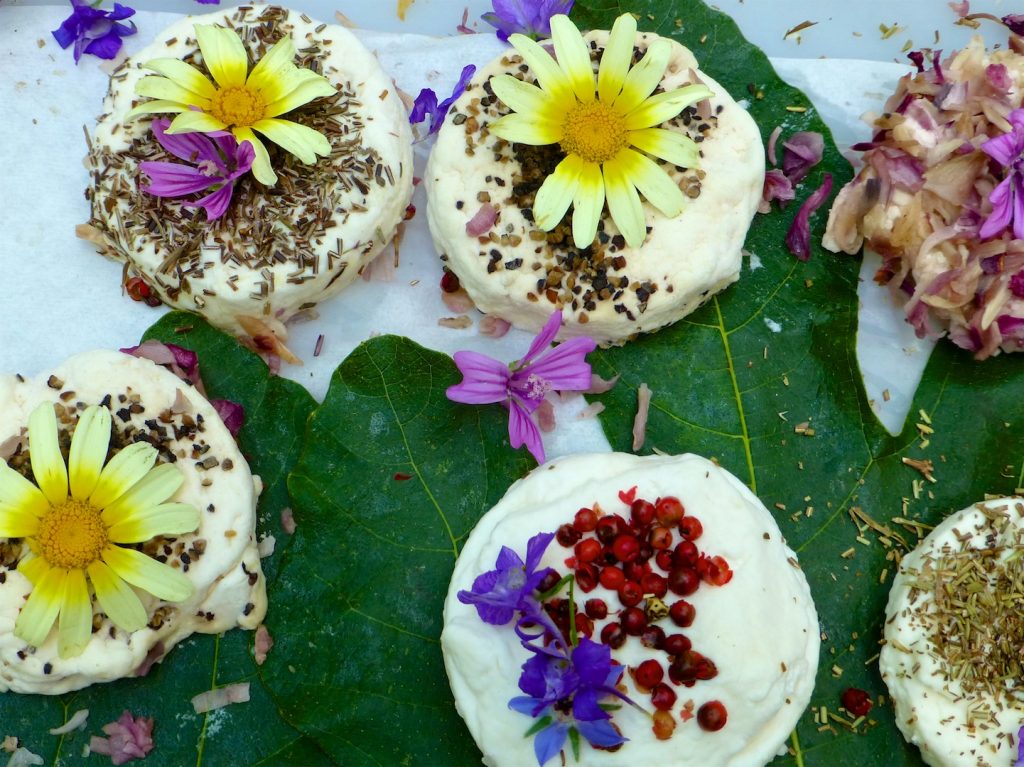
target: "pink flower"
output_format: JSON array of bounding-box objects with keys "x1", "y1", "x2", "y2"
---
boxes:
[
  {"x1": 139, "y1": 118, "x2": 254, "y2": 220},
  {"x1": 88, "y1": 711, "x2": 154, "y2": 765},
  {"x1": 980, "y1": 109, "x2": 1024, "y2": 240},
  {"x1": 446, "y1": 311, "x2": 595, "y2": 463}
]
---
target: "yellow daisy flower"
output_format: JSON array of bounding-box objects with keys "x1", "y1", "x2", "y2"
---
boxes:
[
  {"x1": 128, "y1": 24, "x2": 338, "y2": 185},
  {"x1": 489, "y1": 14, "x2": 713, "y2": 249},
  {"x1": 0, "y1": 403, "x2": 199, "y2": 659}
]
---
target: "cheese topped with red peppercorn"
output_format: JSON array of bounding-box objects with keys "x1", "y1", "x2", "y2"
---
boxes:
[
  {"x1": 442, "y1": 452, "x2": 819, "y2": 767},
  {"x1": 881, "y1": 497, "x2": 1024, "y2": 767},
  {"x1": 0, "y1": 350, "x2": 266, "y2": 694}
]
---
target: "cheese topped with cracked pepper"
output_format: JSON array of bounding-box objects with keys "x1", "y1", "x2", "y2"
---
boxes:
[
  {"x1": 0, "y1": 351, "x2": 266, "y2": 694},
  {"x1": 442, "y1": 453, "x2": 819, "y2": 767},
  {"x1": 86, "y1": 5, "x2": 413, "y2": 338},
  {"x1": 881, "y1": 497, "x2": 1024, "y2": 767},
  {"x1": 426, "y1": 31, "x2": 763, "y2": 346}
]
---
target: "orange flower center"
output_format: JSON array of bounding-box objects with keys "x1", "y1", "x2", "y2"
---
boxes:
[
  {"x1": 209, "y1": 85, "x2": 266, "y2": 128},
  {"x1": 560, "y1": 100, "x2": 628, "y2": 165},
  {"x1": 37, "y1": 499, "x2": 108, "y2": 570}
]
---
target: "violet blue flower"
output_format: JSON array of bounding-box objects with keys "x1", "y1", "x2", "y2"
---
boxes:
[
  {"x1": 482, "y1": 0, "x2": 575, "y2": 42},
  {"x1": 409, "y1": 65, "x2": 476, "y2": 137},
  {"x1": 457, "y1": 531, "x2": 555, "y2": 625},
  {"x1": 509, "y1": 638, "x2": 627, "y2": 766},
  {"x1": 446, "y1": 311, "x2": 596, "y2": 463},
  {"x1": 51, "y1": 0, "x2": 137, "y2": 64},
  {"x1": 1016, "y1": 724, "x2": 1024, "y2": 767},
  {"x1": 980, "y1": 109, "x2": 1024, "y2": 240},
  {"x1": 139, "y1": 118, "x2": 254, "y2": 221}
]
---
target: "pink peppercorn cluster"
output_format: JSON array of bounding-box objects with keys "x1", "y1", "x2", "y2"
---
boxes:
[{"x1": 539, "y1": 486, "x2": 733, "y2": 740}]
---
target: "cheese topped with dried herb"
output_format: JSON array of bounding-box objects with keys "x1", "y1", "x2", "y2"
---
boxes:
[{"x1": 881, "y1": 497, "x2": 1024, "y2": 767}]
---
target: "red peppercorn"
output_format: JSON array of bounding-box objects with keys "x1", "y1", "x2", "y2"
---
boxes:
[
  {"x1": 440, "y1": 270, "x2": 461, "y2": 293},
  {"x1": 679, "y1": 516, "x2": 703, "y2": 540},
  {"x1": 573, "y1": 507, "x2": 598, "y2": 533},
  {"x1": 623, "y1": 560, "x2": 648, "y2": 582},
  {"x1": 650, "y1": 683, "x2": 677, "y2": 711},
  {"x1": 575, "y1": 563, "x2": 599, "y2": 592},
  {"x1": 634, "y1": 659, "x2": 664, "y2": 690},
  {"x1": 669, "y1": 600, "x2": 696, "y2": 627},
  {"x1": 663, "y1": 633, "x2": 692, "y2": 657},
  {"x1": 630, "y1": 498, "x2": 656, "y2": 527},
  {"x1": 574, "y1": 538, "x2": 602, "y2": 564},
  {"x1": 575, "y1": 613, "x2": 594, "y2": 638},
  {"x1": 640, "y1": 572, "x2": 668, "y2": 599},
  {"x1": 841, "y1": 688, "x2": 873, "y2": 717},
  {"x1": 655, "y1": 550, "x2": 674, "y2": 571},
  {"x1": 556, "y1": 523, "x2": 581, "y2": 547},
  {"x1": 640, "y1": 625, "x2": 666, "y2": 649},
  {"x1": 612, "y1": 534, "x2": 641, "y2": 563},
  {"x1": 649, "y1": 526, "x2": 674, "y2": 550},
  {"x1": 652, "y1": 709, "x2": 676, "y2": 740},
  {"x1": 673, "y1": 541, "x2": 699, "y2": 567},
  {"x1": 599, "y1": 566, "x2": 625, "y2": 590},
  {"x1": 618, "y1": 580, "x2": 643, "y2": 607},
  {"x1": 700, "y1": 555, "x2": 734, "y2": 586},
  {"x1": 536, "y1": 570, "x2": 560, "y2": 593},
  {"x1": 596, "y1": 515, "x2": 627, "y2": 544},
  {"x1": 655, "y1": 496, "x2": 685, "y2": 526},
  {"x1": 621, "y1": 607, "x2": 647, "y2": 635},
  {"x1": 585, "y1": 598, "x2": 608, "y2": 621},
  {"x1": 600, "y1": 622, "x2": 626, "y2": 649},
  {"x1": 668, "y1": 567, "x2": 700, "y2": 596},
  {"x1": 697, "y1": 701, "x2": 727, "y2": 732}
]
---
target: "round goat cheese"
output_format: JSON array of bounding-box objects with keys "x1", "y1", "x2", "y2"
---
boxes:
[
  {"x1": 442, "y1": 452, "x2": 818, "y2": 767},
  {"x1": 86, "y1": 5, "x2": 414, "y2": 339},
  {"x1": 0, "y1": 350, "x2": 266, "y2": 694},
  {"x1": 881, "y1": 497, "x2": 1024, "y2": 767},
  {"x1": 426, "y1": 31, "x2": 763, "y2": 345}
]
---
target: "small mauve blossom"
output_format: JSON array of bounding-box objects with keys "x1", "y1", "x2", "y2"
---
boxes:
[
  {"x1": 1004, "y1": 14, "x2": 1024, "y2": 35},
  {"x1": 410, "y1": 65, "x2": 476, "y2": 137},
  {"x1": 980, "y1": 109, "x2": 1024, "y2": 240},
  {"x1": 457, "y1": 531, "x2": 555, "y2": 625},
  {"x1": 446, "y1": 310, "x2": 596, "y2": 463},
  {"x1": 139, "y1": 118, "x2": 254, "y2": 220},
  {"x1": 88, "y1": 711, "x2": 154, "y2": 765},
  {"x1": 482, "y1": 0, "x2": 575, "y2": 42},
  {"x1": 51, "y1": 0, "x2": 137, "y2": 64}
]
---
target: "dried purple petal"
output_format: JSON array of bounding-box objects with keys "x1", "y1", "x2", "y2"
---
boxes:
[
  {"x1": 786, "y1": 173, "x2": 834, "y2": 260},
  {"x1": 781, "y1": 132, "x2": 824, "y2": 185},
  {"x1": 410, "y1": 65, "x2": 476, "y2": 137}
]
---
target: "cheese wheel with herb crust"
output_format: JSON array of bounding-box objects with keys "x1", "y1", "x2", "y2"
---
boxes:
[
  {"x1": 425, "y1": 30, "x2": 764, "y2": 345},
  {"x1": 0, "y1": 350, "x2": 266, "y2": 694},
  {"x1": 85, "y1": 5, "x2": 413, "y2": 339},
  {"x1": 881, "y1": 496, "x2": 1024, "y2": 767},
  {"x1": 442, "y1": 453, "x2": 819, "y2": 767}
]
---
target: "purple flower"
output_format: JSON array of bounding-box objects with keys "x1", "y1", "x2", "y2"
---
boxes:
[
  {"x1": 1004, "y1": 14, "x2": 1024, "y2": 35},
  {"x1": 447, "y1": 311, "x2": 596, "y2": 463},
  {"x1": 139, "y1": 118, "x2": 254, "y2": 220},
  {"x1": 1016, "y1": 725, "x2": 1024, "y2": 767},
  {"x1": 482, "y1": 0, "x2": 575, "y2": 42},
  {"x1": 980, "y1": 109, "x2": 1024, "y2": 240},
  {"x1": 458, "y1": 532, "x2": 555, "y2": 625},
  {"x1": 410, "y1": 65, "x2": 476, "y2": 137},
  {"x1": 51, "y1": 0, "x2": 137, "y2": 63},
  {"x1": 509, "y1": 638, "x2": 627, "y2": 766}
]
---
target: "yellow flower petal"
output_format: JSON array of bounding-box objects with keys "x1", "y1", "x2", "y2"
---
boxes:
[
  {"x1": 603, "y1": 151, "x2": 648, "y2": 248},
  {"x1": 126, "y1": 100, "x2": 189, "y2": 121},
  {"x1": 166, "y1": 110, "x2": 229, "y2": 134},
  {"x1": 102, "y1": 545, "x2": 194, "y2": 602},
  {"x1": 571, "y1": 162, "x2": 605, "y2": 248},
  {"x1": 624, "y1": 84, "x2": 714, "y2": 131},
  {"x1": 597, "y1": 13, "x2": 637, "y2": 103},
  {"x1": 143, "y1": 58, "x2": 217, "y2": 100},
  {"x1": 234, "y1": 128, "x2": 276, "y2": 185},
  {"x1": 489, "y1": 112, "x2": 564, "y2": 146},
  {"x1": 57, "y1": 568, "x2": 92, "y2": 659},
  {"x1": 15, "y1": 566, "x2": 66, "y2": 647},
  {"x1": 100, "y1": 462, "x2": 183, "y2": 526},
  {"x1": 28, "y1": 404, "x2": 67, "y2": 507},
  {"x1": 68, "y1": 405, "x2": 111, "y2": 502},
  {"x1": 19, "y1": 556, "x2": 50, "y2": 586},
  {"x1": 244, "y1": 35, "x2": 298, "y2": 99},
  {"x1": 549, "y1": 15, "x2": 595, "y2": 102},
  {"x1": 534, "y1": 153, "x2": 585, "y2": 231},
  {"x1": 612, "y1": 39, "x2": 672, "y2": 115},
  {"x1": 90, "y1": 441, "x2": 157, "y2": 510},
  {"x1": 0, "y1": 463, "x2": 49, "y2": 518},
  {"x1": 87, "y1": 560, "x2": 147, "y2": 632},
  {"x1": 135, "y1": 75, "x2": 212, "y2": 111},
  {"x1": 616, "y1": 147, "x2": 686, "y2": 219},
  {"x1": 628, "y1": 127, "x2": 702, "y2": 169},
  {"x1": 262, "y1": 68, "x2": 336, "y2": 118},
  {"x1": 489, "y1": 74, "x2": 557, "y2": 119},
  {"x1": 251, "y1": 118, "x2": 331, "y2": 165},
  {"x1": 106, "y1": 503, "x2": 200, "y2": 544},
  {"x1": 194, "y1": 24, "x2": 249, "y2": 90},
  {"x1": 506, "y1": 33, "x2": 573, "y2": 104},
  {"x1": 0, "y1": 502, "x2": 42, "y2": 538}
]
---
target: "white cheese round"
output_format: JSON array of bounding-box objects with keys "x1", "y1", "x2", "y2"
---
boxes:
[
  {"x1": 86, "y1": 5, "x2": 414, "y2": 338},
  {"x1": 426, "y1": 31, "x2": 764, "y2": 345},
  {"x1": 0, "y1": 350, "x2": 267, "y2": 694},
  {"x1": 442, "y1": 452, "x2": 819, "y2": 767},
  {"x1": 881, "y1": 496, "x2": 1024, "y2": 767}
]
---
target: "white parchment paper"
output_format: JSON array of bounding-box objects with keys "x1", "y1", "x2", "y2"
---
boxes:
[{"x1": 0, "y1": 7, "x2": 919, "y2": 461}]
